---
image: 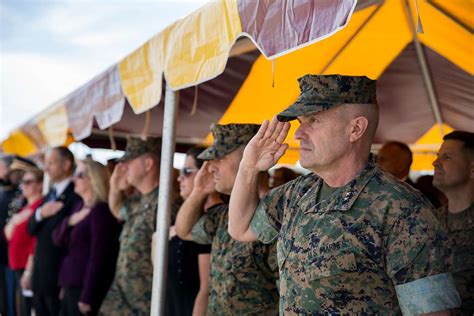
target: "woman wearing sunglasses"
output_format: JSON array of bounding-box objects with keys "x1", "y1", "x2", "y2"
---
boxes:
[
  {"x1": 52, "y1": 159, "x2": 121, "y2": 316},
  {"x1": 4, "y1": 167, "x2": 44, "y2": 316},
  {"x1": 161, "y1": 147, "x2": 224, "y2": 316}
]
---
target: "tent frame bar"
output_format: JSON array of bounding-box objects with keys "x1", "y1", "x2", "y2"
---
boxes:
[
  {"x1": 151, "y1": 83, "x2": 179, "y2": 315},
  {"x1": 427, "y1": 0, "x2": 472, "y2": 33},
  {"x1": 90, "y1": 128, "x2": 204, "y2": 146},
  {"x1": 320, "y1": 1, "x2": 384, "y2": 74},
  {"x1": 403, "y1": 0, "x2": 445, "y2": 137}
]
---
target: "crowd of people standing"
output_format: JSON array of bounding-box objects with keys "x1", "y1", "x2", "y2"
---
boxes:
[{"x1": 0, "y1": 74, "x2": 472, "y2": 316}]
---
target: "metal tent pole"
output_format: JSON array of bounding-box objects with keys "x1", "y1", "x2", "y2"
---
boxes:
[
  {"x1": 404, "y1": 0, "x2": 445, "y2": 137},
  {"x1": 151, "y1": 83, "x2": 179, "y2": 316}
]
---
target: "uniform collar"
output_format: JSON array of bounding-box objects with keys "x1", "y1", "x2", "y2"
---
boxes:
[{"x1": 305, "y1": 155, "x2": 379, "y2": 213}]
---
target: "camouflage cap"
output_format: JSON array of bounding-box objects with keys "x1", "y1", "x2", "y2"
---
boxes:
[
  {"x1": 198, "y1": 123, "x2": 260, "y2": 160},
  {"x1": 277, "y1": 74, "x2": 377, "y2": 122},
  {"x1": 118, "y1": 136, "x2": 161, "y2": 162}
]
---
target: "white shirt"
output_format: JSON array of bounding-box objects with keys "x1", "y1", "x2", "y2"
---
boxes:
[{"x1": 53, "y1": 177, "x2": 72, "y2": 198}]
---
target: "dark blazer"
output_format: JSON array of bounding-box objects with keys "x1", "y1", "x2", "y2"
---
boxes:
[
  {"x1": 28, "y1": 181, "x2": 81, "y2": 295},
  {"x1": 52, "y1": 201, "x2": 120, "y2": 309}
]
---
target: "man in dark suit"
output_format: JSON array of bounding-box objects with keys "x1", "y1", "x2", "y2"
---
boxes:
[
  {"x1": 27, "y1": 147, "x2": 81, "y2": 316},
  {"x1": 1, "y1": 155, "x2": 26, "y2": 316}
]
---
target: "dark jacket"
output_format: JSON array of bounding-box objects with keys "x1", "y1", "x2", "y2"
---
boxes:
[
  {"x1": 52, "y1": 201, "x2": 120, "y2": 308},
  {"x1": 27, "y1": 181, "x2": 81, "y2": 294},
  {"x1": 0, "y1": 185, "x2": 25, "y2": 266}
]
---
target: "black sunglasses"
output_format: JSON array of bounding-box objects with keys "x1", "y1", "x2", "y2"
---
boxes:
[
  {"x1": 21, "y1": 179, "x2": 38, "y2": 185},
  {"x1": 179, "y1": 168, "x2": 197, "y2": 177},
  {"x1": 73, "y1": 171, "x2": 88, "y2": 179}
]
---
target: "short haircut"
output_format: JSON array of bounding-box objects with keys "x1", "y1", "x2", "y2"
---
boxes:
[
  {"x1": 340, "y1": 103, "x2": 379, "y2": 141},
  {"x1": 186, "y1": 146, "x2": 207, "y2": 169},
  {"x1": 53, "y1": 147, "x2": 75, "y2": 164},
  {"x1": 443, "y1": 130, "x2": 474, "y2": 159},
  {"x1": 142, "y1": 152, "x2": 161, "y2": 170},
  {"x1": 383, "y1": 141, "x2": 413, "y2": 165},
  {"x1": 52, "y1": 146, "x2": 75, "y2": 174}
]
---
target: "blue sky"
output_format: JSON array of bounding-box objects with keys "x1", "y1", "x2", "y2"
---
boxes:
[{"x1": 0, "y1": 0, "x2": 207, "y2": 140}]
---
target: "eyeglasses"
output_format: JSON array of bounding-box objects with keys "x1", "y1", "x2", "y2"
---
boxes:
[
  {"x1": 21, "y1": 179, "x2": 37, "y2": 185},
  {"x1": 179, "y1": 168, "x2": 197, "y2": 178},
  {"x1": 73, "y1": 171, "x2": 88, "y2": 179}
]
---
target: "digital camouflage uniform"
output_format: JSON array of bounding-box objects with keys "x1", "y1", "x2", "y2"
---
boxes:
[
  {"x1": 100, "y1": 137, "x2": 162, "y2": 316},
  {"x1": 192, "y1": 203, "x2": 279, "y2": 315},
  {"x1": 192, "y1": 124, "x2": 279, "y2": 315},
  {"x1": 252, "y1": 158, "x2": 461, "y2": 315},
  {"x1": 250, "y1": 74, "x2": 461, "y2": 315},
  {"x1": 100, "y1": 187, "x2": 158, "y2": 315},
  {"x1": 435, "y1": 204, "x2": 474, "y2": 315}
]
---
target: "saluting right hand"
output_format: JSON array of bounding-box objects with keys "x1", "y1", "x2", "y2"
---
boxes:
[
  {"x1": 242, "y1": 116, "x2": 290, "y2": 171},
  {"x1": 110, "y1": 162, "x2": 130, "y2": 191},
  {"x1": 40, "y1": 201, "x2": 64, "y2": 218},
  {"x1": 193, "y1": 161, "x2": 216, "y2": 195}
]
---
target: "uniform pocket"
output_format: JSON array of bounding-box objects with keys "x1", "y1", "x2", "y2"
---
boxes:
[{"x1": 306, "y1": 240, "x2": 358, "y2": 280}]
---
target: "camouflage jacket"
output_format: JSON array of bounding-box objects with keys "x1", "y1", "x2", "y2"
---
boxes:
[
  {"x1": 191, "y1": 203, "x2": 279, "y2": 315},
  {"x1": 435, "y1": 204, "x2": 474, "y2": 315},
  {"x1": 251, "y1": 157, "x2": 460, "y2": 315},
  {"x1": 100, "y1": 187, "x2": 159, "y2": 316}
]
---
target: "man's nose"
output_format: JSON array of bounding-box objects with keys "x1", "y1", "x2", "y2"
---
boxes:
[{"x1": 294, "y1": 125, "x2": 305, "y2": 140}]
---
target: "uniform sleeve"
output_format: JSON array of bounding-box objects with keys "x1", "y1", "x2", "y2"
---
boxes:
[
  {"x1": 250, "y1": 181, "x2": 294, "y2": 244},
  {"x1": 386, "y1": 200, "x2": 461, "y2": 314},
  {"x1": 191, "y1": 204, "x2": 225, "y2": 245}
]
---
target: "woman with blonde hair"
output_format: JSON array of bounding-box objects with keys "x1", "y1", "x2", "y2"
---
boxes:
[{"x1": 53, "y1": 159, "x2": 121, "y2": 316}]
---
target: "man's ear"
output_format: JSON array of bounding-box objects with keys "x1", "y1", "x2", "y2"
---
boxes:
[
  {"x1": 143, "y1": 156, "x2": 154, "y2": 172},
  {"x1": 63, "y1": 159, "x2": 73, "y2": 174},
  {"x1": 349, "y1": 116, "x2": 369, "y2": 143}
]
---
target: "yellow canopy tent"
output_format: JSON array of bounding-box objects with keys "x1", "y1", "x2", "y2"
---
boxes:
[
  {"x1": 1, "y1": 1, "x2": 472, "y2": 313},
  {"x1": 2, "y1": 0, "x2": 358, "y2": 157},
  {"x1": 2, "y1": 0, "x2": 472, "y2": 172},
  {"x1": 212, "y1": 0, "x2": 473, "y2": 169}
]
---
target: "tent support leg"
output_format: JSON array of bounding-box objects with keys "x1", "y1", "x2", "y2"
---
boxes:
[
  {"x1": 151, "y1": 83, "x2": 179, "y2": 316},
  {"x1": 404, "y1": 0, "x2": 445, "y2": 137}
]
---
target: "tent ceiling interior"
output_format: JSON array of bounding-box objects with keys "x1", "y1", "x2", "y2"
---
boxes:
[
  {"x1": 83, "y1": 49, "x2": 261, "y2": 150},
  {"x1": 2, "y1": 0, "x2": 473, "y2": 171}
]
